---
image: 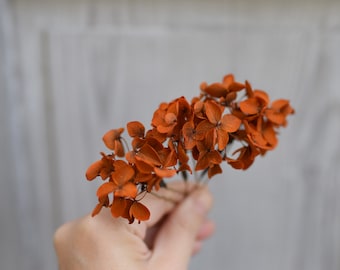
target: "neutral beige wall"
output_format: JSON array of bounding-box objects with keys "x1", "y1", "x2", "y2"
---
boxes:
[{"x1": 1, "y1": 0, "x2": 340, "y2": 269}]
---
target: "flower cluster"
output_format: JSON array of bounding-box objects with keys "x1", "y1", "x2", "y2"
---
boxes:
[{"x1": 86, "y1": 74, "x2": 294, "y2": 223}]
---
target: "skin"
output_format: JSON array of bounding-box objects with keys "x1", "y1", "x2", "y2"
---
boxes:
[{"x1": 54, "y1": 182, "x2": 215, "y2": 270}]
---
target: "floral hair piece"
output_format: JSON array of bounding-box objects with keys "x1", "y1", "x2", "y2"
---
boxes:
[{"x1": 86, "y1": 73, "x2": 294, "y2": 223}]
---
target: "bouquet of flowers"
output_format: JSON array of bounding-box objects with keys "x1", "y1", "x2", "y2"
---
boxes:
[{"x1": 86, "y1": 73, "x2": 294, "y2": 224}]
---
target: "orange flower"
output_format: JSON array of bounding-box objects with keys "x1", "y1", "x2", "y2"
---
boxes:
[
  {"x1": 96, "y1": 160, "x2": 137, "y2": 199},
  {"x1": 86, "y1": 72, "x2": 294, "y2": 223},
  {"x1": 226, "y1": 143, "x2": 260, "y2": 170},
  {"x1": 85, "y1": 152, "x2": 114, "y2": 181},
  {"x1": 243, "y1": 119, "x2": 277, "y2": 150},
  {"x1": 196, "y1": 100, "x2": 241, "y2": 150},
  {"x1": 127, "y1": 121, "x2": 145, "y2": 138},
  {"x1": 200, "y1": 74, "x2": 245, "y2": 99},
  {"x1": 110, "y1": 198, "x2": 151, "y2": 224},
  {"x1": 111, "y1": 197, "x2": 135, "y2": 223},
  {"x1": 265, "y1": 99, "x2": 295, "y2": 126},
  {"x1": 127, "y1": 121, "x2": 147, "y2": 150},
  {"x1": 152, "y1": 104, "x2": 177, "y2": 134},
  {"x1": 151, "y1": 97, "x2": 192, "y2": 139},
  {"x1": 135, "y1": 142, "x2": 177, "y2": 179},
  {"x1": 195, "y1": 129, "x2": 223, "y2": 177},
  {"x1": 176, "y1": 139, "x2": 192, "y2": 174},
  {"x1": 232, "y1": 81, "x2": 294, "y2": 152},
  {"x1": 239, "y1": 90, "x2": 269, "y2": 116},
  {"x1": 102, "y1": 128, "x2": 125, "y2": 157},
  {"x1": 91, "y1": 195, "x2": 110, "y2": 217},
  {"x1": 182, "y1": 120, "x2": 199, "y2": 150},
  {"x1": 129, "y1": 201, "x2": 150, "y2": 223}
]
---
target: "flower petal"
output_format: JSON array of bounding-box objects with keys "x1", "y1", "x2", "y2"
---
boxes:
[
  {"x1": 177, "y1": 142, "x2": 189, "y2": 164},
  {"x1": 111, "y1": 197, "x2": 127, "y2": 217},
  {"x1": 91, "y1": 203, "x2": 104, "y2": 217},
  {"x1": 129, "y1": 201, "x2": 150, "y2": 222},
  {"x1": 271, "y1": 99, "x2": 290, "y2": 110},
  {"x1": 262, "y1": 123, "x2": 277, "y2": 148},
  {"x1": 245, "y1": 80, "x2": 254, "y2": 97},
  {"x1": 111, "y1": 198, "x2": 134, "y2": 223},
  {"x1": 135, "y1": 159, "x2": 154, "y2": 174},
  {"x1": 254, "y1": 90, "x2": 269, "y2": 105},
  {"x1": 164, "y1": 112, "x2": 177, "y2": 125},
  {"x1": 162, "y1": 148, "x2": 178, "y2": 167},
  {"x1": 111, "y1": 160, "x2": 135, "y2": 185},
  {"x1": 196, "y1": 120, "x2": 215, "y2": 140},
  {"x1": 217, "y1": 129, "x2": 229, "y2": 150},
  {"x1": 102, "y1": 128, "x2": 124, "y2": 150},
  {"x1": 221, "y1": 114, "x2": 242, "y2": 132},
  {"x1": 208, "y1": 164, "x2": 222, "y2": 178},
  {"x1": 154, "y1": 167, "x2": 177, "y2": 178},
  {"x1": 114, "y1": 140, "x2": 125, "y2": 157},
  {"x1": 91, "y1": 195, "x2": 109, "y2": 217},
  {"x1": 85, "y1": 160, "x2": 103, "y2": 181},
  {"x1": 196, "y1": 151, "x2": 222, "y2": 171},
  {"x1": 229, "y1": 82, "x2": 245, "y2": 92},
  {"x1": 240, "y1": 98, "x2": 259, "y2": 115},
  {"x1": 222, "y1": 73, "x2": 234, "y2": 86},
  {"x1": 265, "y1": 109, "x2": 286, "y2": 125},
  {"x1": 114, "y1": 182, "x2": 138, "y2": 198},
  {"x1": 205, "y1": 100, "x2": 223, "y2": 124},
  {"x1": 96, "y1": 182, "x2": 115, "y2": 198},
  {"x1": 136, "y1": 144, "x2": 162, "y2": 166},
  {"x1": 127, "y1": 121, "x2": 145, "y2": 138},
  {"x1": 182, "y1": 121, "x2": 197, "y2": 149},
  {"x1": 202, "y1": 83, "x2": 228, "y2": 97}
]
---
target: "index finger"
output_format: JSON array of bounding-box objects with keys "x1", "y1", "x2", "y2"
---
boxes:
[{"x1": 128, "y1": 180, "x2": 195, "y2": 238}]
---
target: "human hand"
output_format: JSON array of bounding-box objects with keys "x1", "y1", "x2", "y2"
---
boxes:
[{"x1": 54, "y1": 182, "x2": 214, "y2": 270}]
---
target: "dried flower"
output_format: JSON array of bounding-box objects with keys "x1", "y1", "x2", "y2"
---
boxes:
[{"x1": 86, "y1": 73, "x2": 294, "y2": 223}]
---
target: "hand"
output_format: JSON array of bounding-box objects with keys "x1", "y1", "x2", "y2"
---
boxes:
[{"x1": 54, "y1": 182, "x2": 214, "y2": 270}]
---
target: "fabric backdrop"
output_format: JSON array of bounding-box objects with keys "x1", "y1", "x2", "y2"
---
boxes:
[{"x1": 1, "y1": 0, "x2": 339, "y2": 269}]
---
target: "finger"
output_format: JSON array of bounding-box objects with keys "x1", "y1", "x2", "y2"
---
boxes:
[
  {"x1": 128, "y1": 181, "x2": 195, "y2": 239},
  {"x1": 192, "y1": 240, "x2": 203, "y2": 255},
  {"x1": 149, "y1": 187, "x2": 213, "y2": 270},
  {"x1": 143, "y1": 180, "x2": 195, "y2": 226},
  {"x1": 192, "y1": 220, "x2": 215, "y2": 255},
  {"x1": 196, "y1": 219, "x2": 215, "y2": 241}
]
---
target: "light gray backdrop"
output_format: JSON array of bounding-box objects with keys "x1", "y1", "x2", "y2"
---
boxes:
[{"x1": 1, "y1": 0, "x2": 340, "y2": 269}]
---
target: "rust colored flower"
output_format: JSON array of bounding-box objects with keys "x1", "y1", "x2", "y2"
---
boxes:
[
  {"x1": 152, "y1": 103, "x2": 177, "y2": 135},
  {"x1": 135, "y1": 141, "x2": 177, "y2": 179},
  {"x1": 200, "y1": 74, "x2": 245, "y2": 99},
  {"x1": 102, "y1": 128, "x2": 125, "y2": 157},
  {"x1": 226, "y1": 143, "x2": 260, "y2": 170},
  {"x1": 243, "y1": 119, "x2": 277, "y2": 150},
  {"x1": 96, "y1": 160, "x2": 137, "y2": 199},
  {"x1": 195, "y1": 100, "x2": 242, "y2": 151},
  {"x1": 85, "y1": 152, "x2": 114, "y2": 181},
  {"x1": 85, "y1": 72, "x2": 294, "y2": 224},
  {"x1": 195, "y1": 129, "x2": 223, "y2": 174},
  {"x1": 129, "y1": 201, "x2": 150, "y2": 223},
  {"x1": 239, "y1": 90, "x2": 269, "y2": 116},
  {"x1": 265, "y1": 99, "x2": 295, "y2": 126},
  {"x1": 182, "y1": 120, "x2": 198, "y2": 150},
  {"x1": 151, "y1": 97, "x2": 192, "y2": 140},
  {"x1": 91, "y1": 194, "x2": 110, "y2": 217}
]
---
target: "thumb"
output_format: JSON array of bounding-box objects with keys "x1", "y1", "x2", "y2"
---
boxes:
[{"x1": 150, "y1": 187, "x2": 213, "y2": 270}]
